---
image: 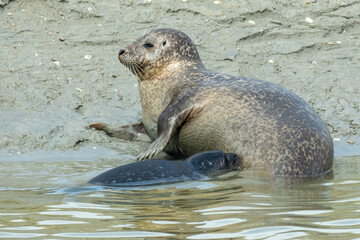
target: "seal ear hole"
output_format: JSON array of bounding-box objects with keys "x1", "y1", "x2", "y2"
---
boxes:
[{"x1": 163, "y1": 41, "x2": 167, "y2": 47}]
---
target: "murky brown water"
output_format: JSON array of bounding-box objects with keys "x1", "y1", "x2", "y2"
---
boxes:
[{"x1": 1, "y1": 147, "x2": 359, "y2": 239}]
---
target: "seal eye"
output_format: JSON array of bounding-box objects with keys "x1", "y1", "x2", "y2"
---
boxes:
[{"x1": 144, "y1": 43, "x2": 154, "y2": 49}]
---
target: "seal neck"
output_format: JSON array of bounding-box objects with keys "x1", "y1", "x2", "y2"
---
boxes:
[{"x1": 141, "y1": 60, "x2": 204, "y2": 82}]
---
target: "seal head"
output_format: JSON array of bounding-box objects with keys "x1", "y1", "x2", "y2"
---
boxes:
[
  {"x1": 118, "y1": 28, "x2": 202, "y2": 81},
  {"x1": 187, "y1": 151, "x2": 241, "y2": 173}
]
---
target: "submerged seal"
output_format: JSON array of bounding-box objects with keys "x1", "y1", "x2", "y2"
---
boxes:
[
  {"x1": 92, "y1": 28, "x2": 333, "y2": 177},
  {"x1": 88, "y1": 151, "x2": 240, "y2": 186}
]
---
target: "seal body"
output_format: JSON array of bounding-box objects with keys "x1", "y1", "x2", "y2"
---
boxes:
[
  {"x1": 107, "y1": 28, "x2": 333, "y2": 177},
  {"x1": 88, "y1": 151, "x2": 240, "y2": 186}
]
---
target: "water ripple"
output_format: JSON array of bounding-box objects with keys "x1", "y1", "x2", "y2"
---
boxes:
[
  {"x1": 52, "y1": 231, "x2": 174, "y2": 238},
  {"x1": 187, "y1": 218, "x2": 246, "y2": 229},
  {"x1": 39, "y1": 211, "x2": 114, "y2": 219},
  {"x1": 0, "y1": 232, "x2": 46, "y2": 238},
  {"x1": 315, "y1": 218, "x2": 360, "y2": 226},
  {"x1": 38, "y1": 220, "x2": 88, "y2": 225},
  {"x1": 187, "y1": 225, "x2": 360, "y2": 239}
]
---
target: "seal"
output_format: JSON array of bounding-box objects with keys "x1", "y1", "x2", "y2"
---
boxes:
[
  {"x1": 88, "y1": 151, "x2": 241, "y2": 186},
  {"x1": 92, "y1": 28, "x2": 333, "y2": 177}
]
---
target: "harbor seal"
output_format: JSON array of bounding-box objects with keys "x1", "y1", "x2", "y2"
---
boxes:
[
  {"x1": 88, "y1": 151, "x2": 241, "y2": 186},
  {"x1": 92, "y1": 28, "x2": 333, "y2": 177}
]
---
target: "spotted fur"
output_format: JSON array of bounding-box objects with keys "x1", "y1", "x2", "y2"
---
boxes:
[{"x1": 118, "y1": 28, "x2": 334, "y2": 177}]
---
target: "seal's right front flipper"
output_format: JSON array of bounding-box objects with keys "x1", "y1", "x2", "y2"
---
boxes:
[{"x1": 90, "y1": 121, "x2": 151, "y2": 142}]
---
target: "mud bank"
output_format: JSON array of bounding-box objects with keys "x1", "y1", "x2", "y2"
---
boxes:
[{"x1": 1, "y1": 0, "x2": 359, "y2": 157}]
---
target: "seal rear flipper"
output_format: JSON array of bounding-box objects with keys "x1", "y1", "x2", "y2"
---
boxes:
[{"x1": 90, "y1": 121, "x2": 151, "y2": 142}]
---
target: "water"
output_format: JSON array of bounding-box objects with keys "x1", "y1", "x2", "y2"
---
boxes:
[{"x1": 0, "y1": 147, "x2": 359, "y2": 239}]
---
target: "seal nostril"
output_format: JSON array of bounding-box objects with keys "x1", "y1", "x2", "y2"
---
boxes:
[{"x1": 119, "y1": 49, "x2": 126, "y2": 56}]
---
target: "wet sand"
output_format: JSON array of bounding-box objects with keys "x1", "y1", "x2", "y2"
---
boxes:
[{"x1": 1, "y1": 0, "x2": 359, "y2": 157}]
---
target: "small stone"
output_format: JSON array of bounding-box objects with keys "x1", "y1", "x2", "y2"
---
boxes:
[
  {"x1": 305, "y1": 17, "x2": 313, "y2": 24},
  {"x1": 268, "y1": 59, "x2": 274, "y2": 64},
  {"x1": 84, "y1": 55, "x2": 92, "y2": 60},
  {"x1": 248, "y1": 20, "x2": 255, "y2": 25}
]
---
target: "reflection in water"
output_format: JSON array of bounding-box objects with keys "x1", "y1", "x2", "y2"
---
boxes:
[
  {"x1": 187, "y1": 225, "x2": 360, "y2": 239},
  {"x1": 52, "y1": 231, "x2": 174, "y2": 238},
  {"x1": 38, "y1": 220, "x2": 88, "y2": 225},
  {"x1": 0, "y1": 153, "x2": 359, "y2": 239},
  {"x1": 187, "y1": 218, "x2": 246, "y2": 228}
]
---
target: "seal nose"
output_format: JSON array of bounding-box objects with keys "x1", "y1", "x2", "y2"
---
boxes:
[
  {"x1": 225, "y1": 153, "x2": 242, "y2": 170},
  {"x1": 119, "y1": 49, "x2": 126, "y2": 56}
]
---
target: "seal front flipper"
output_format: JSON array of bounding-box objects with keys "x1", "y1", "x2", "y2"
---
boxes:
[
  {"x1": 90, "y1": 121, "x2": 151, "y2": 142},
  {"x1": 137, "y1": 98, "x2": 203, "y2": 161}
]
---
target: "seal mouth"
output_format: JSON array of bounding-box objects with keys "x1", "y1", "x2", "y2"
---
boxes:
[{"x1": 118, "y1": 52, "x2": 145, "y2": 81}]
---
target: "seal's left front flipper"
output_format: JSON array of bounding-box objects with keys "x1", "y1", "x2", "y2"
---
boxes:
[{"x1": 137, "y1": 96, "x2": 203, "y2": 161}]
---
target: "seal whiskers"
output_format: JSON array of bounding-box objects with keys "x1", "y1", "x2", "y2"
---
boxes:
[
  {"x1": 132, "y1": 62, "x2": 145, "y2": 80},
  {"x1": 119, "y1": 52, "x2": 145, "y2": 81}
]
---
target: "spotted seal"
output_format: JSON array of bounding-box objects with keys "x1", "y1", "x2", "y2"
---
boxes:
[
  {"x1": 91, "y1": 28, "x2": 333, "y2": 177},
  {"x1": 88, "y1": 151, "x2": 240, "y2": 186}
]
